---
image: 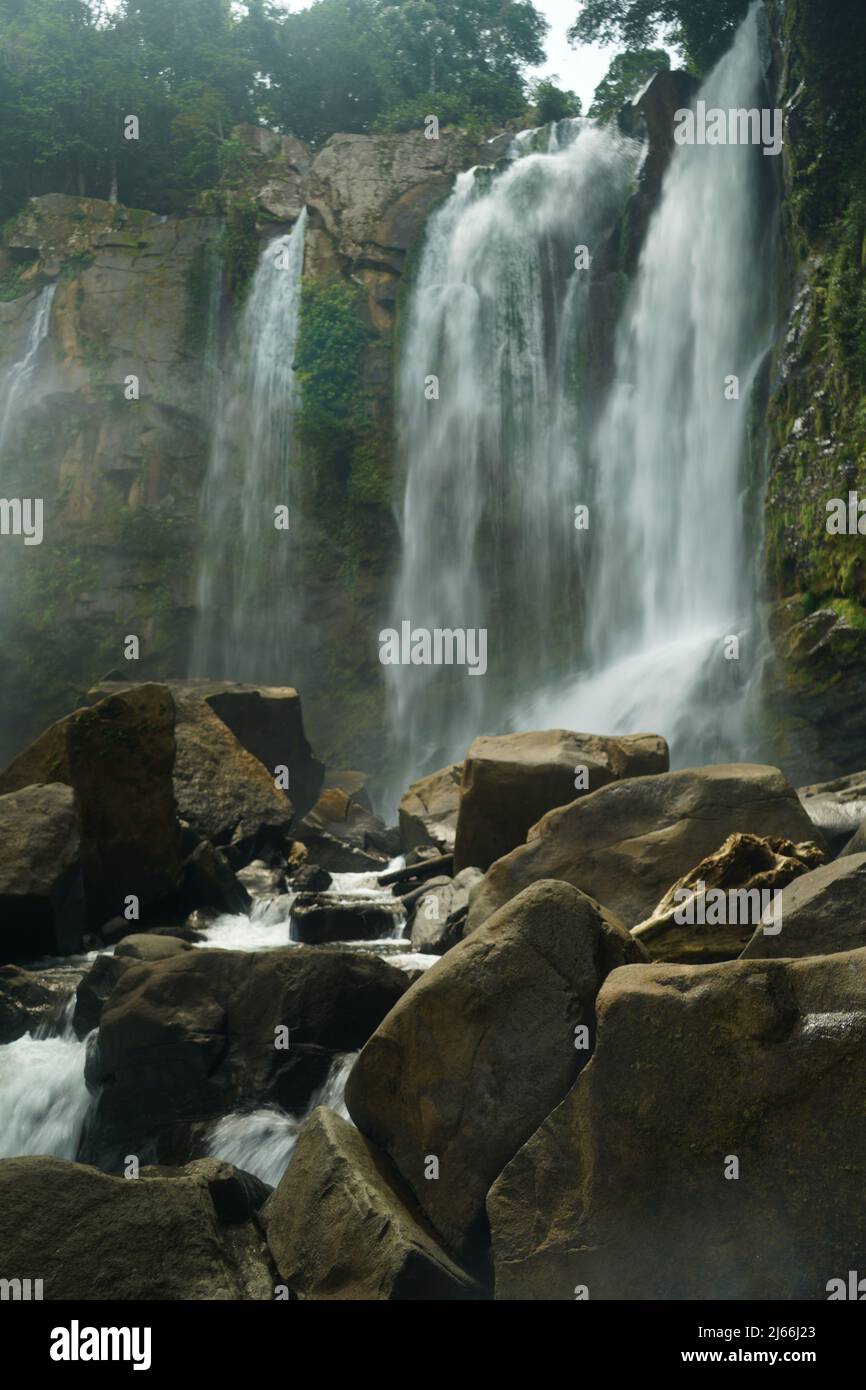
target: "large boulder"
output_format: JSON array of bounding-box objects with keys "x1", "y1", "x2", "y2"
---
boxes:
[
  {"x1": 740, "y1": 852, "x2": 866, "y2": 960},
  {"x1": 453, "y1": 730, "x2": 669, "y2": 874},
  {"x1": 633, "y1": 833, "x2": 826, "y2": 963},
  {"x1": 84, "y1": 946, "x2": 411, "y2": 1167},
  {"x1": 345, "y1": 880, "x2": 644, "y2": 1261},
  {"x1": 0, "y1": 1155, "x2": 273, "y2": 1299},
  {"x1": 488, "y1": 949, "x2": 866, "y2": 1299},
  {"x1": 0, "y1": 684, "x2": 184, "y2": 931},
  {"x1": 87, "y1": 679, "x2": 325, "y2": 820},
  {"x1": 65, "y1": 684, "x2": 184, "y2": 927},
  {"x1": 291, "y1": 896, "x2": 402, "y2": 945},
  {"x1": 0, "y1": 783, "x2": 83, "y2": 962},
  {"x1": 468, "y1": 764, "x2": 823, "y2": 933},
  {"x1": 399, "y1": 763, "x2": 463, "y2": 853},
  {"x1": 169, "y1": 692, "x2": 294, "y2": 865},
  {"x1": 263, "y1": 1108, "x2": 478, "y2": 1300}
]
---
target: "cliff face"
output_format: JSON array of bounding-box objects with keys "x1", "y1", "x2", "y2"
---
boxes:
[
  {"x1": 762, "y1": 0, "x2": 866, "y2": 779},
  {"x1": 0, "y1": 126, "x2": 494, "y2": 769}
]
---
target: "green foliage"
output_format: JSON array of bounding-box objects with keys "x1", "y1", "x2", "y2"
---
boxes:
[
  {"x1": 0, "y1": 263, "x2": 30, "y2": 301},
  {"x1": 295, "y1": 278, "x2": 374, "y2": 444},
  {"x1": 220, "y1": 205, "x2": 259, "y2": 302},
  {"x1": 530, "y1": 79, "x2": 581, "y2": 124},
  {"x1": 568, "y1": 0, "x2": 748, "y2": 74},
  {"x1": 589, "y1": 48, "x2": 670, "y2": 119}
]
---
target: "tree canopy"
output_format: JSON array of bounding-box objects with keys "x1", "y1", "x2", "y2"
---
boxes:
[
  {"x1": 588, "y1": 48, "x2": 669, "y2": 119},
  {"x1": 569, "y1": 0, "x2": 749, "y2": 74},
  {"x1": 0, "y1": 0, "x2": 551, "y2": 220}
]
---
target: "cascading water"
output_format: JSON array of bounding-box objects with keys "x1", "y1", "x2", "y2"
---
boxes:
[
  {"x1": 0, "y1": 283, "x2": 56, "y2": 455},
  {"x1": 191, "y1": 210, "x2": 307, "y2": 682},
  {"x1": 0, "y1": 997, "x2": 95, "y2": 1161},
  {"x1": 525, "y1": 3, "x2": 778, "y2": 763},
  {"x1": 385, "y1": 120, "x2": 642, "y2": 793}
]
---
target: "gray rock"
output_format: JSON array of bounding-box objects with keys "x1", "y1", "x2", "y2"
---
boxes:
[{"x1": 740, "y1": 852, "x2": 866, "y2": 959}]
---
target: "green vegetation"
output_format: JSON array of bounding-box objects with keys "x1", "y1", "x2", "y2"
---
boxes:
[
  {"x1": 589, "y1": 49, "x2": 670, "y2": 119},
  {"x1": 568, "y1": 0, "x2": 748, "y2": 73},
  {"x1": 0, "y1": 0, "x2": 550, "y2": 223},
  {"x1": 529, "y1": 79, "x2": 581, "y2": 125}
]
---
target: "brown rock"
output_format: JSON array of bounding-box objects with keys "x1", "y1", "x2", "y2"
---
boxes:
[
  {"x1": 454, "y1": 729, "x2": 669, "y2": 873},
  {"x1": 467, "y1": 764, "x2": 823, "y2": 933},
  {"x1": 345, "y1": 880, "x2": 643, "y2": 1260},
  {"x1": 399, "y1": 762, "x2": 463, "y2": 853}
]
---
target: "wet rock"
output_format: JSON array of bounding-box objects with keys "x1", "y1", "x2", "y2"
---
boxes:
[
  {"x1": 488, "y1": 949, "x2": 866, "y2": 1299},
  {"x1": 0, "y1": 964, "x2": 73, "y2": 1043},
  {"x1": 468, "y1": 764, "x2": 823, "y2": 932},
  {"x1": 399, "y1": 763, "x2": 463, "y2": 853},
  {"x1": 296, "y1": 788, "x2": 391, "y2": 872},
  {"x1": 236, "y1": 859, "x2": 287, "y2": 900},
  {"x1": 409, "y1": 868, "x2": 483, "y2": 953},
  {"x1": 83, "y1": 946, "x2": 411, "y2": 1167},
  {"x1": 289, "y1": 864, "x2": 332, "y2": 894},
  {"x1": 0, "y1": 783, "x2": 83, "y2": 963},
  {"x1": 292, "y1": 896, "x2": 402, "y2": 945},
  {"x1": 346, "y1": 880, "x2": 642, "y2": 1261},
  {"x1": 0, "y1": 1155, "x2": 274, "y2": 1299},
  {"x1": 183, "y1": 840, "x2": 252, "y2": 915},
  {"x1": 453, "y1": 729, "x2": 669, "y2": 873},
  {"x1": 263, "y1": 1108, "x2": 478, "y2": 1300},
  {"x1": 740, "y1": 852, "x2": 866, "y2": 960},
  {"x1": 115, "y1": 934, "x2": 192, "y2": 963}
]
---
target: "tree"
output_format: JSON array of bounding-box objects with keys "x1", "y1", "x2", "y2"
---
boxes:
[
  {"x1": 530, "y1": 78, "x2": 581, "y2": 124},
  {"x1": 568, "y1": 0, "x2": 749, "y2": 74},
  {"x1": 588, "y1": 47, "x2": 669, "y2": 119}
]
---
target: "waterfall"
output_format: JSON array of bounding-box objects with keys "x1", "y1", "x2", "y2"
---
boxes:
[
  {"x1": 205, "y1": 1051, "x2": 357, "y2": 1187},
  {"x1": 191, "y1": 210, "x2": 308, "y2": 682},
  {"x1": 0, "y1": 283, "x2": 56, "y2": 455},
  {"x1": 524, "y1": 4, "x2": 777, "y2": 764},
  {"x1": 385, "y1": 123, "x2": 642, "y2": 791},
  {"x1": 0, "y1": 999, "x2": 94, "y2": 1161}
]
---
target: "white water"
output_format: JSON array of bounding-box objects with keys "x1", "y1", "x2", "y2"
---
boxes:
[
  {"x1": 205, "y1": 1051, "x2": 356, "y2": 1187},
  {"x1": 0, "y1": 283, "x2": 56, "y2": 454},
  {"x1": 525, "y1": 4, "x2": 776, "y2": 763},
  {"x1": 0, "y1": 999, "x2": 94, "y2": 1160},
  {"x1": 192, "y1": 211, "x2": 308, "y2": 681},
  {"x1": 385, "y1": 121, "x2": 643, "y2": 791}
]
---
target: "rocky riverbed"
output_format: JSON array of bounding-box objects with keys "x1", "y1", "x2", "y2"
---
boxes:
[{"x1": 2, "y1": 679, "x2": 866, "y2": 1299}]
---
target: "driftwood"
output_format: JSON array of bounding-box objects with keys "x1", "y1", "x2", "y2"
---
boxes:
[{"x1": 378, "y1": 853, "x2": 454, "y2": 887}]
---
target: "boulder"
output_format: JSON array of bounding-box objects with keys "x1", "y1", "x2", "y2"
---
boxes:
[
  {"x1": 74, "y1": 953, "x2": 128, "y2": 1037},
  {"x1": 0, "y1": 783, "x2": 83, "y2": 962},
  {"x1": 798, "y1": 770, "x2": 866, "y2": 855},
  {"x1": 88, "y1": 679, "x2": 324, "y2": 820},
  {"x1": 289, "y1": 863, "x2": 332, "y2": 894},
  {"x1": 0, "y1": 964, "x2": 72, "y2": 1043},
  {"x1": 114, "y1": 934, "x2": 192, "y2": 963},
  {"x1": 633, "y1": 833, "x2": 826, "y2": 963},
  {"x1": 0, "y1": 1155, "x2": 273, "y2": 1299},
  {"x1": 0, "y1": 685, "x2": 184, "y2": 930},
  {"x1": 840, "y1": 820, "x2": 866, "y2": 857},
  {"x1": 467, "y1": 764, "x2": 823, "y2": 933},
  {"x1": 296, "y1": 788, "x2": 392, "y2": 872},
  {"x1": 345, "y1": 880, "x2": 644, "y2": 1260},
  {"x1": 399, "y1": 763, "x2": 463, "y2": 853},
  {"x1": 169, "y1": 692, "x2": 294, "y2": 865},
  {"x1": 488, "y1": 949, "x2": 866, "y2": 1300},
  {"x1": 322, "y1": 769, "x2": 373, "y2": 810},
  {"x1": 83, "y1": 946, "x2": 411, "y2": 1167},
  {"x1": 291, "y1": 897, "x2": 402, "y2": 945},
  {"x1": 237, "y1": 860, "x2": 287, "y2": 899},
  {"x1": 740, "y1": 853, "x2": 866, "y2": 960},
  {"x1": 409, "y1": 867, "x2": 483, "y2": 953},
  {"x1": 453, "y1": 730, "x2": 669, "y2": 873},
  {"x1": 181, "y1": 839, "x2": 251, "y2": 915},
  {"x1": 263, "y1": 1108, "x2": 478, "y2": 1300}
]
